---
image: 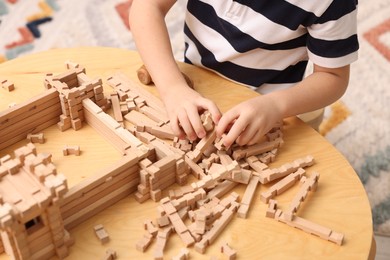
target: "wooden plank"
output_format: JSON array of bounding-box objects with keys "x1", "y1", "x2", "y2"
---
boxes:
[
  {"x1": 83, "y1": 107, "x2": 130, "y2": 152},
  {"x1": 61, "y1": 154, "x2": 139, "y2": 205},
  {"x1": 0, "y1": 88, "x2": 59, "y2": 129},
  {"x1": 139, "y1": 105, "x2": 168, "y2": 124},
  {"x1": 64, "y1": 179, "x2": 138, "y2": 229},
  {"x1": 237, "y1": 176, "x2": 260, "y2": 218},
  {"x1": 81, "y1": 98, "x2": 102, "y2": 114},
  {"x1": 0, "y1": 94, "x2": 60, "y2": 132},
  {"x1": 115, "y1": 128, "x2": 144, "y2": 148},
  {"x1": 0, "y1": 103, "x2": 61, "y2": 138},
  {"x1": 0, "y1": 117, "x2": 59, "y2": 151},
  {"x1": 60, "y1": 166, "x2": 138, "y2": 213},
  {"x1": 110, "y1": 92, "x2": 123, "y2": 123},
  {"x1": 61, "y1": 170, "x2": 139, "y2": 219},
  {"x1": 206, "y1": 180, "x2": 238, "y2": 199},
  {"x1": 124, "y1": 110, "x2": 156, "y2": 128}
]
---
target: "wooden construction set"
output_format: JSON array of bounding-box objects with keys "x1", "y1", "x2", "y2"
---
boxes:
[{"x1": 0, "y1": 62, "x2": 344, "y2": 259}]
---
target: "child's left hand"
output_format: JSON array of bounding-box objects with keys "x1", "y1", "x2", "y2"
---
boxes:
[{"x1": 216, "y1": 95, "x2": 282, "y2": 148}]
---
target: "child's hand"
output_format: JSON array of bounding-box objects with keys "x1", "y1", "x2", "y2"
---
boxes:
[
  {"x1": 162, "y1": 86, "x2": 221, "y2": 141},
  {"x1": 216, "y1": 96, "x2": 282, "y2": 148}
]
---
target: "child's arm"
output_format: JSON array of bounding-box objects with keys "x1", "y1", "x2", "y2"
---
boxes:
[
  {"x1": 216, "y1": 64, "x2": 350, "y2": 147},
  {"x1": 130, "y1": 0, "x2": 221, "y2": 141}
]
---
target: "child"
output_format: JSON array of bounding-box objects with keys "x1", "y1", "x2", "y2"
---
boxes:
[{"x1": 129, "y1": 0, "x2": 359, "y2": 148}]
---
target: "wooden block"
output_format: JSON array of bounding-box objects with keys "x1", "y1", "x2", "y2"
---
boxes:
[
  {"x1": 237, "y1": 176, "x2": 259, "y2": 218},
  {"x1": 194, "y1": 205, "x2": 236, "y2": 253},
  {"x1": 134, "y1": 192, "x2": 150, "y2": 204},
  {"x1": 206, "y1": 180, "x2": 238, "y2": 200},
  {"x1": 161, "y1": 199, "x2": 177, "y2": 215},
  {"x1": 102, "y1": 248, "x2": 117, "y2": 260},
  {"x1": 110, "y1": 92, "x2": 123, "y2": 123},
  {"x1": 125, "y1": 110, "x2": 156, "y2": 127},
  {"x1": 1, "y1": 80, "x2": 15, "y2": 91},
  {"x1": 94, "y1": 224, "x2": 109, "y2": 244},
  {"x1": 65, "y1": 60, "x2": 81, "y2": 70},
  {"x1": 150, "y1": 189, "x2": 162, "y2": 202},
  {"x1": 262, "y1": 156, "x2": 314, "y2": 183},
  {"x1": 275, "y1": 211, "x2": 343, "y2": 245},
  {"x1": 149, "y1": 125, "x2": 175, "y2": 140},
  {"x1": 195, "y1": 130, "x2": 217, "y2": 153},
  {"x1": 153, "y1": 155, "x2": 177, "y2": 171},
  {"x1": 27, "y1": 133, "x2": 45, "y2": 144},
  {"x1": 135, "y1": 233, "x2": 153, "y2": 252},
  {"x1": 62, "y1": 145, "x2": 81, "y2": 156},
  {"x1": 137, "y1": 65, "x2": 153, "y2": 85},
  {"x1": 221, "y1": 242, "x2": 237, "y2": 260},
  {"x1": 284, "y1": 171, "x2": 319, "y2": 220},
  {"x1": 120, "y1": 102, "x2": 129, "y2": 115},
  {"x1": 156, "y1": 215, "x2": 170, "y2": 228},
  {"x1": 168, "y1": 213, "x2": 188, "y2": 234},
  {"x1": 328, "y1": 231, "x2": 344, "y2": 246},
  {"x1": 266, "y1": 199, "x2": 277, "y2": 218},
  {"x1": 71, "y1": 118, "x2": 82, "y2": 130},
  {"x1": 115, "y1": 127, "x2": 144, "y2": 148},
  {"x1": 172, "y1": 248, "x2": 190, "y2": 260},
  {"x1": 0, "y1": 88, "x2": 59, "y2": 130},
  {"x1": 201, "y1": 111, "x2": 213, "y2": 132},
  {"x1": 150, "y1": 139, "x2": 175, "y2": 159},
  {"x1": 144, "y1": 219, "x2": 158, "y2": 236},
  {"x1": 232, "y1": 140, "x2": 280, "y2": 160},
  {"x1": 139, "y1": 105, "x2": 168, "y2": 124},
  {"x1": 61, "y1": 153, "x2": 139, "y2": 206},
  {"x1": 64, "y1": 178, "x2": 139, "y2": 229},
  {"x1": 214, "y1": 136, "x2": 227, "y2": 151},
  {"x1": 82, "y1": 98, "x2": 103, "y2": 114},
  {"x1": 260, "y1": 168, "x2": 305, "y2": 203}
]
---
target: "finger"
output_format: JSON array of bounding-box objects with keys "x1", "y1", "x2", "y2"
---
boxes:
[
  {"x1": 223, "y1": 117, "x2": 248, "y2": 148},
  {"x1": 186, "y1": 106, "x2": 206, "y2": 139},
  {"x1": 216, "y1": 108, "x2": 239, "y2": 138},
  {"x1": 177, "y1": 110, "x2": 197, "y2": 141},
  {"x1": 169, "y1": 115, "x2": 186, "y2": 139},
  {"x1": 236, "y1": 123, "x2": 258, "y2": 146},
  {"x1": 247, "y1": 129, "x2": 265, "y2": 146}
]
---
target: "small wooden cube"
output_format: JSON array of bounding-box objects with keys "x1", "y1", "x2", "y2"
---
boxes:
[{"x1": 94, "y1": 224, "x2": 109, "y2": 244}]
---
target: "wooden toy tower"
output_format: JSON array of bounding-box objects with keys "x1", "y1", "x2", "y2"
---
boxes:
[{"x1": 0, "y1": 143, "x2": 71, "y2": 260}]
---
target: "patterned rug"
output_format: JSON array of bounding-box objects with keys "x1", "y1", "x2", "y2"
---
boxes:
[
  {"x1": 1, "y1": 0, "x2": 389, "y2": 236},
  {"x1": 321, "y1": 0, "x2": 390, "y2": 236}
]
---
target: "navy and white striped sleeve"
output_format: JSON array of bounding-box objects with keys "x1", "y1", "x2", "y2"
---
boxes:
[{"x1": 307, "y1": 0, "x2": 359, "y2": 68}]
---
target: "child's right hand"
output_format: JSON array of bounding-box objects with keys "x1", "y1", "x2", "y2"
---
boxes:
[{"x1": 161, "y1": 85, "x2": 221, "y2": 141}]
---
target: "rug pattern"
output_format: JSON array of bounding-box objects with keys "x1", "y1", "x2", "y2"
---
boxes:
[
  {"x1": 1, "y1": 0, "x2": 389, "y2": 236},
  {"x1": 324, "y1": 0, "x2": 390, "y2": 236}
]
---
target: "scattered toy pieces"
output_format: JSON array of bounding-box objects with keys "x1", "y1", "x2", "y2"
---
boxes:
[
  {"x1": 102, "y1": 248, "x2": 117, "y2": 260},
  {"x1": 172, "y1": 248, "x2": 189, "y2": 260},
  {"x1": 221, "y1": 242, "x2": 236, "y2": 260},
  {"x1": 94, "y1": 224, "x2": 110, "y2": 244},
  {"x1": 27, "y1": 133, "x2": 45, "y2": 144},
  {"x1": 1, "y1": 79, "x2": 15, "y2": 91},
  {"x1": 63, "y1": 145, "x2": 81, "y2": 156},
  {"x1": 0, "y1": 61, "x2": 346, "y2": 260}
]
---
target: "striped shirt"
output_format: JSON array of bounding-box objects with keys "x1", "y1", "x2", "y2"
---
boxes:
[{"x1": 183, "y1": 0, "x2": 359, "y2": 93}]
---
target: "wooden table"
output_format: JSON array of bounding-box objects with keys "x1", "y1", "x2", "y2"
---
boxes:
[{"x1": 0, "y1": 47, "x2": 374, "y2": 259}]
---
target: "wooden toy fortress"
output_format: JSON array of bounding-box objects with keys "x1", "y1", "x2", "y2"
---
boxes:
[{"x1": 0, "y1": 62, "x2": 344, "y2": 260}]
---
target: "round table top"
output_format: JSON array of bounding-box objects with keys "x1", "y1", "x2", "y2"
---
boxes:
[{"x1": 0, "y1": 47, "x2": 373, "y2": 260}]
